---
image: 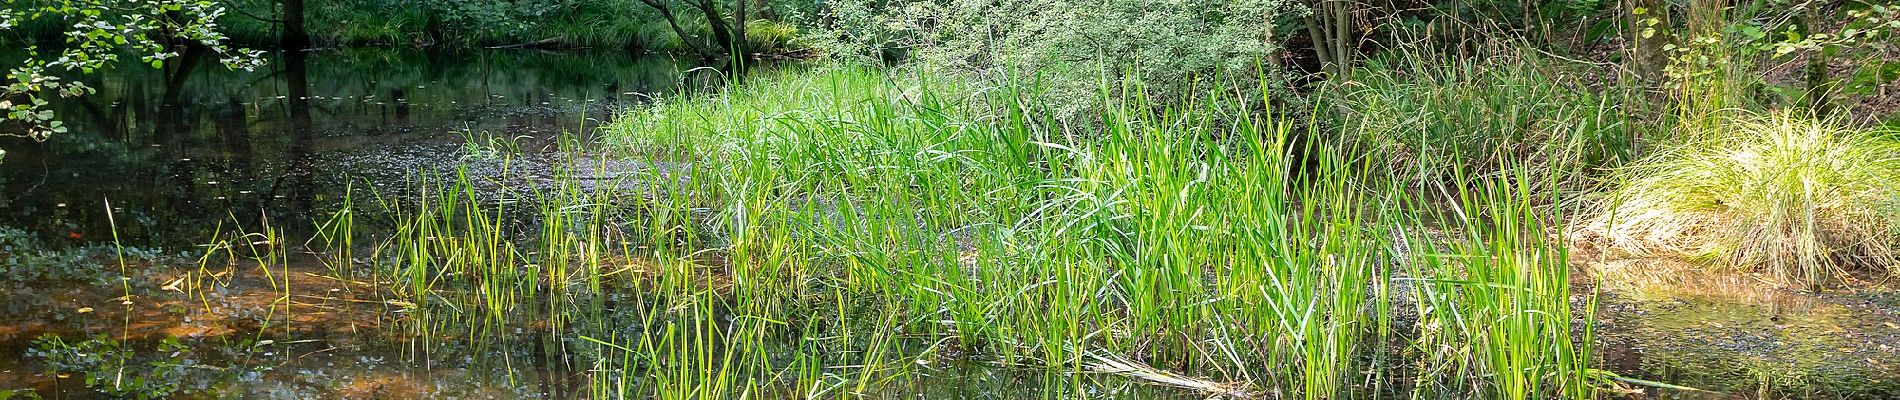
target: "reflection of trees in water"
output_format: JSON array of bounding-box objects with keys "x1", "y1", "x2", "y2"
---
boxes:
[
  {"x1": 0, "y1": 48, "x2": 698, "y2": 248},
  {"x1": 284, "y1": 48, "x2": 316, "y2": 215}
]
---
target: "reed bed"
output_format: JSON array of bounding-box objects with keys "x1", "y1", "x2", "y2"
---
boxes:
[{"x1": 309, "y1": 65, "x2": 1603, "y2": 398}]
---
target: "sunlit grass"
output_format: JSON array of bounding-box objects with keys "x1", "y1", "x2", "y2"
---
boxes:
[
  {"x1": 581, "y1": 65, "x2": 1600, "y2": 397},
  {"x1": 203, "y1": 61, "x2": 1617, "y2": 398},
  {"x1": 1590, "y1": 114, "x2": 1900, "y2": 286}
]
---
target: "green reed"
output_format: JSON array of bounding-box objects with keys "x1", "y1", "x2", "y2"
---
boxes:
[
  {"x1": 311, "y1": 64, "x2": 1607, "y2": 399},
  {"x1": 1397, "y1": 165, "x2": 1596, "y2": 399}
]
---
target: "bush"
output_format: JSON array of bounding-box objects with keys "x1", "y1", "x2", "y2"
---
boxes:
[
  {"x1": 744, "y1": 20, "x2": 800, "y2": 55},
  {"x1": 818, "y1": 0, "x2": 1297, "y2": 121},
  {"x1": 1587, "y1": 114, "x2": 1900, "y2": 285}
]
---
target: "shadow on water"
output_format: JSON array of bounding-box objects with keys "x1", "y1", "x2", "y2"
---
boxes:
[
  {"x1": 0, "y1": 48, "x2": 706, "y2": 398},
  {"x1": 0, "y1": 48, "x2": 1181, "y2": 400},
  {"x1": 0, "y1": 48, "x2": 695, "y2": 249}
]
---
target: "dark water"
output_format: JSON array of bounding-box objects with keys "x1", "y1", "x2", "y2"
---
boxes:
[
  {"x1": 7, "y1": 48, "x2": 1900, "y2": 400},
  {"x1": 0, "y1": 48, "x2": 695, "y2": 249},
  {"x1": 0, "y1": 48, "x2": 1204, "y2": 400},
  {"x1": 0, "y1": 48, "x2": 701, "y2": 398}
]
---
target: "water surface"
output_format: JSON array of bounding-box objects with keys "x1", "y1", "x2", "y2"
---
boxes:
[
  {"x1": 0, "y1": 48, "x2": 691, "y2": 248},
  {"x1": 0, "y1": 48, "x2": 697, "y2": 398}
]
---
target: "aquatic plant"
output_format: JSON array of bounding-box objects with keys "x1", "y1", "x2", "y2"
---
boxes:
[
  {"x1": 0, "y1": 226, "x2": 168, "y2": 284},
  {"x1": 165, "y1": 59, "x2": 1610, "y2": 399},
  {"x1": 1589, "y1": 114, "x2": 1900, "y2": 285},
  {"x1": 581, "y1": 65, "x2": 1600, "y2": 397},
  {"x1": 1401, "y1": 167, "x2": 1596, "y2": 399},
  {"x1": 28, "y1": 334, "x2": 190, "y2": 400}
]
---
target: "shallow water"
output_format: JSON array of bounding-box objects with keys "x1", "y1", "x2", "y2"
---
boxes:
[
  {"x1": 0, "y1": 48, "x2": 685, "y2": 398},
  {"x1": 1590, "y1": 260, "x2": 1900, "y2": 399},
  {"x1": 0, "y1": 48, "x2": 691, "y2": 249},
  {"x1": 0, "y1": 49, "x2": 1215, "y2": 399},
  {"x1": 11, "y1": 47, "x2": 1900, "y2": 400}
]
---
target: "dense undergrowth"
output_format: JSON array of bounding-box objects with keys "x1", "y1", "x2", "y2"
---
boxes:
[
  {"x1": 302, "y1": 65, "x2": 1604, "y2": 398},
  {"x1": 1323, "y1": 45, "x2": 1658, "y2": 194},
  {"x1": 8, "y1": 0, "x2": 1900, "y2": 399},
  {"x1": 215, "y1": 3, "x2": 804, "y2": 53}
]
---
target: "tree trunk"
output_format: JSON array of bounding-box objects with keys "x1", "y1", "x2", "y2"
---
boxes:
[
  {"x1": 283, "y1": 49, "x2": 316, "y2": 214},
  {"x1": 636, "y1": 0, "x2": 721, "y2": 60},
  {"x1": 694, "y1": 0, "x2": 737, "y2": 56},
  {"x1": 283, "y1": 0, "x2": 309, "y2": 48},
  {"x1": 1801, "y1": 7, "x2": 1834, "y2": 116},
  {"x1": 734, "y1": 0, "x2": 748, "y2": 54},
  {"x1": 1625, "y1": 0, "x2": 1670, "y2": 82},
  {"x1": 1303, "y1": 0, "x2": 1354, "y2": 78}
]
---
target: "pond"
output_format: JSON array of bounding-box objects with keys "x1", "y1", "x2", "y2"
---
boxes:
[
  {"x1": 0, "y1": 48, "x2": 678, "y2": 398},
  {"x1": 7, "y1": 47, "x2": 1900, "y2": 400},
  {"x1": 0, "y1": 48, "x2": 1213, "y2": 400},
  {"x1": 0, "y1": 48, "x2": 690, "y2": 249}
]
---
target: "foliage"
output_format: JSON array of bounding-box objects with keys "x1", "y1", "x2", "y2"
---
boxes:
[
  {"x1": 219, "y1": 0, "x2": 811, "y2": 54},
  {"x1": 582, "y1": 65, "x2": 1601, "y2": 397},
  {"x1": 1588, "y1": 114, "x2": 1900, "y2": 286},
  {"x1": 0, "y1": 389, "x2": 42, "y2": 400},
  {"x1": 817, "y1": 0, "x2": 1297, "y2": 120},
  {"x1": 1324, "y1": 44, "x2": 1652, "y2": 193},
  {"x1": 743, "y1": 19, "x2": 800, "y2": 55},
  {"x1": 0, "y1": 226, "x2": 162, "y2": 284},
  {"x1": 27, "y1": 334, "x2": 193, "y2": 400},
  {"x1": 1402, "y1": 166, "x2": 1595, "y2": 398},
  {"x1": 1648, "y1": 0, "x2": 1900, "y2": 124},
  {"x1": 1, "y1": 0, "x2": 263, "y2": 143},
  {"x1": 270, "y1": 0, "x2": 628, "y2": 47}
]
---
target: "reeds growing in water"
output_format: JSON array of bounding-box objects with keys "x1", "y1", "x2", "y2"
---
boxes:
[{"x1": 303, "y1": 65, "x2": 1605, "y2": 399}]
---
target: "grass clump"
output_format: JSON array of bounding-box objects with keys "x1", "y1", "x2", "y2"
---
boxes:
[
  {"x1": 1589, "y1": 114, "x2": 1900, "y2": 285},
  {"x1": 1324, "y1": 46, "x2": 1651, "y2": 193},
  {"x1": 1401, "y1": 168, "x2": 1595, "y2": 399}
]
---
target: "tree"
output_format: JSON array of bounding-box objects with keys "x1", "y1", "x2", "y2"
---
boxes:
[
  {"x1": 1303, "y1": 0, "x2": 1356, "y2": 78},
  {"x1": 0, "y1": 0, "x2": 264, "y2": 151},
  {"x1": 634, "y1": 0, "x2": 750, "y2": 62}
]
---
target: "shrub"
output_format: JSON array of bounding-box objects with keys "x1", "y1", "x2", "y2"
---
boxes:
[
  {"x1": 817, "y1": 0, "x2": 1298, "y2": 121},
  {"x1": 1587, "y1": 114, "x2": 1900, "y2": 285},
  {"x1": 631, "y1": 20, "x2": 687, "y2": 52},
  {"x1": 744, "y1": 20, "x2": 800, "y2": 55}
]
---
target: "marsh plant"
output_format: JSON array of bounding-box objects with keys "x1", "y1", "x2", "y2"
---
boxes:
[
  {"x1": 1590, "y1": 114, "x2": 1900, "y2": 286},
  {"x1": 817, "y1": 0, "x2": 1297, "y2": 120},
  {"x1": 323, "y1": 65, "x2": 1609, "y2": 398},
  {"x1": 28, "y1": 335, "x2": 190, "y2": 400}
]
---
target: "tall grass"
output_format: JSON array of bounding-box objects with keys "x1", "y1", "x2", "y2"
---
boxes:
[
  {"x1": 594, "y1": 65, "x2": 1595, "y2": 397},
  {"x1": 1323, "y1": 43, "x2": 1654, "y2": 195},
  {"x1": 1589, "y1": 114, "x2": 1900, "y2": 286},
  {"x1": 1399, "y1": 167, "x2": 1596, "y2": 399},
  {"x1": 297, "y1": 64, "x2": 1605, "y2": 398}
]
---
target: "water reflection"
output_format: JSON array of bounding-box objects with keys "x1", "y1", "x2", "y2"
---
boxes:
[{"x1": 0, "y1": 48, "x2": 693, "y2": 249}]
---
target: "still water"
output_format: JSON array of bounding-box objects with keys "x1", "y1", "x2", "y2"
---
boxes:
[
  {"x1": 0, "y1": 48, "x2": 685, "y2": 398},
  {"x1": 0, "y1": 48, "x2": 689, "y2": 249},
  {"x1": 0, "y1": 49, "x2": 1205, "y2": 399}
]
